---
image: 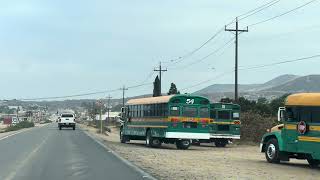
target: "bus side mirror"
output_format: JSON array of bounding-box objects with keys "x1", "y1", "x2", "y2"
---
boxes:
[
  {"x1": 120, "y1": 107, "x2": 125, "y2": 120},
  {"x1": 278, "y1": 107, "x2": 286, "y2": 122}
]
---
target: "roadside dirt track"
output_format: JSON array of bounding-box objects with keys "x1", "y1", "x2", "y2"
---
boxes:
[{"x1": 80, "y1": 125, "x2": 320, "y2": 180}]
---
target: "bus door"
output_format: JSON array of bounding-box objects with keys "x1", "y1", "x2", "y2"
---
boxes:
[{"x1": 281, "y1": 107, "x2": 299, "y2": 152}]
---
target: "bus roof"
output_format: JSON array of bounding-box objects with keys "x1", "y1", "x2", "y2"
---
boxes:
[
  {"x1": 286, "y1": 93, "x2": 320, "y2": 106},
  {"x1": 126, "y1": 95, "x2": 174, "y2": 105},
  {"x1": 126, "y1": 94, "x2": 209, "y2": 105}
]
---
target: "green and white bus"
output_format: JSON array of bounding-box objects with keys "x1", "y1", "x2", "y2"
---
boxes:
[
  {"x1": 196, "y1": 103, "x2": 241, "y2": 147},
  {"x1": 260, "y1": 93, "x2": 320, "y2": 167},
  {"x1": 119, "y1": 94, "x2": 211, "y2": 149}
]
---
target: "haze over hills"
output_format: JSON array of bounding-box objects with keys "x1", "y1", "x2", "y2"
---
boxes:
[
  {"x1": 194, "y1": 74, "x2": 320, "y2": 101},
  {"x1": 3, "y1": 74, "x2": 320, "y2": 111}
]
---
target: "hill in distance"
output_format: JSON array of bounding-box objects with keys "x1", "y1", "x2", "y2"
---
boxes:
[{"x1": 194, "y1": 74, "x2": 320, "y2": 101}]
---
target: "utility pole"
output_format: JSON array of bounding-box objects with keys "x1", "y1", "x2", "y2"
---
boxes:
[
  {"x1": 154, "y1": 61, "x2": 167, "y2": 95},
  {"x1": 120, "y1": 86, "x2": 128, "y2": 108},
  {"x1": 225, "y1": 17, "x2": 248, "y2": 102},
  {"x1": 97, "y1": 99, "x2": 103, "y2": 134},
  {"x1": 106, "y1": 95, "x2": 112, "y2": 126}
]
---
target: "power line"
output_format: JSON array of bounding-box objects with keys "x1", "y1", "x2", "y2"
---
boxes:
[
  {"x1": 237, "y1": 0, "x2": 279, "y2": 18},
  {"x1": 180, "y1": 70, "x2": 234, "y2": 91},
  {"x1": 19, "y1": 82, "x2": 152, "y2": 101},
  {"x1": 181, "y1": 53, "x2": 320, "y2": 92},
  {"x1": 239, "y1": 54, "x2": 320, "y2": 70},
  {"x1": 238, "y1": 0, "x2": 281, "y2": 21},
  {"x1": 168, "y1": 28, "x2": 225, "y2": 66},
  {"x1": 171, "y1": 37, "x2": 235, "y2": 70},
  {"x1": 169, "y1": 0, "x2": 280, "y2": 67},
  {"x1": 248, "y1": 0, "x2": 318, "y2": 27}
]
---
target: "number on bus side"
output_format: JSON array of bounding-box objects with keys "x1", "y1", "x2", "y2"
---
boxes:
[{"x1": 186, "y1": 99, "x2": 195, "y2": 104}]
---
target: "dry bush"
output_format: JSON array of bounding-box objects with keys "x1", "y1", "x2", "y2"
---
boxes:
[{"x1": 240, "y1": 112, "x2": 278, "y2": 143}]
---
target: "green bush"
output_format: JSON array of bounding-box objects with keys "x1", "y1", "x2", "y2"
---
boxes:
[
  {"x1": 5, "y1": 121, "x2": 35, "y2": 132},
  {"x1": 240, "y1": 112, "x2": 278, "y2": 143}
]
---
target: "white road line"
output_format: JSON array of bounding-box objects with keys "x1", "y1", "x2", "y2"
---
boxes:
[
  {"x1": 0, "y1": 128, "x2": 31, "y2": 141},
  {"x1": 4, "y1": 134, "x2": 50, "y2": 180},
  {"x1": 81, "y1": 129, "x2": 157, "y2": 180},
  {"x1": 0, "y1": 124, "x2": 49, "y2": 141}
]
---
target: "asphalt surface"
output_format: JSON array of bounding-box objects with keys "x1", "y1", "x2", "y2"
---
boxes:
[{"x1": 0, "y1": 123, "x2": 146, "y2": 180}]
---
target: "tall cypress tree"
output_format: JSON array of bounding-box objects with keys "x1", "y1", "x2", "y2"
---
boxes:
[{"x1": 153, "y1": 75, "x2": 161, "y2": 97}]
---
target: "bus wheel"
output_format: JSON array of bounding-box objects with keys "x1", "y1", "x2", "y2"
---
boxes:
[
  {"x1": 176, "y1": 139, "x2": 191, "y2": 150},
  {"x1": 215, "y1": 139, "x2": 228, "y2": 147},
  {"x1": 192, "y1": 140, "x2": 201, "y2": 146},
  {"x1": 146, "y1": 130, "x2": 161, "y2": 148},
  {"x1": 120, "y1": 128, "x2": 128, "y2": 143},
  {"x1": 265, "y1": 138, "x2": 280, "y2": 163},
  {"x1": 307, "y1": 157, "x2": 320, "y2": 168}
]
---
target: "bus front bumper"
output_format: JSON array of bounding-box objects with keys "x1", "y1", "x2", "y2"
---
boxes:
[
  {"x1": 165, "y1": 132, "x2": 210, "y2": 139},
  {"x1": 210, "y1": 134, "x2": 240, "y2": 139}
]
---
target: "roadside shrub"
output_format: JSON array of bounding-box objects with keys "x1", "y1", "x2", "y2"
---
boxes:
[
  {"x1": 5, "y1": 121, "x2": 35, "y2": 132},
  {"x1": 240, "y1": 112, "x2": 278, "y2": 143}
]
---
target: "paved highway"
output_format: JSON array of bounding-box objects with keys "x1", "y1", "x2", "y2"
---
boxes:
[{"x1": 0, "y1": 123, "x2": 148, "y2": 180}]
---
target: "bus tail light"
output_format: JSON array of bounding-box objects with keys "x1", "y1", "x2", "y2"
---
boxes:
[
  {"x1": 171, "y1": 118, "x2": 179, "y2": 127},
  {"x1": 234, "y1": 120, "x2": 241, "y2": 125}
]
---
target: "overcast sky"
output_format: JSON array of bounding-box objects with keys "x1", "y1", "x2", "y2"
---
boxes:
[{"x1": 0, "y1": 0, "x2": 319, "y2": 100}]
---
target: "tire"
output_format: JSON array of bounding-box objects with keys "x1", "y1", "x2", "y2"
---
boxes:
[
  {"x1": 265, "y1": 138, "x2": 281, "y2": 163},
  {"x1": 73, "y1": 126, "x2": 75, "y2": 130},
  {"x1": 120, "y1": 128, "x2": 128, "y2": 143},
  {"x1": 215, "y1": 140, "x2": 228, "y2": 147},
  {"x1": 59, "y1": 126, "x2": 62, "y2": 130},
  {"x1": 192, "y1": 140, "x2": 201, "y2": 146},
  {"x1": 176, "y1": 139, "x2": 191, "y2": 150},
  {"x1": 145, "y1": 130, "x2": 161, "y2": 148},
  {"x1": 307, "y1": 157, "x2": 320, "y2": 168}
]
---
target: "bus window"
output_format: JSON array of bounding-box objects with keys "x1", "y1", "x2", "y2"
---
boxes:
[
  {"x1": 199, "y1": 107, "x2": 209, "y2": 118},
  {"x1": 183, "y1": 107, "x2": 198, "y2": 117},
  {"x1": 299, "y1": 108, "x2": 311, "y2": 122},
  {"x1": 232, "y1": 112, "x2": 240, "y2": 120},
  {"x1": 210, "y1": 110, "x2": 216, "y2": 119},
  {"x1": 217, "y1": 111, "x2": 230, "y2": 119},
  {"x1": 170, "y1": 106, "x2": 180, "y2": 116},
  {"x1": 311, "y1": 108, "x2": 320, "y2": 123}
]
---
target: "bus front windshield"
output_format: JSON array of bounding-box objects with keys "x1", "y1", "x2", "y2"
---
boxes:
[{"x1": 183, "y1": 107, "x2": 198, "y2": 117}]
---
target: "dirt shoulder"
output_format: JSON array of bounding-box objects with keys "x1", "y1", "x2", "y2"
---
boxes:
[{"x1": 80, "y1": 124, "x2": 320, "y2": 180}]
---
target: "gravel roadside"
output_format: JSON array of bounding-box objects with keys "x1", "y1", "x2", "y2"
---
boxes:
[{"x1": 80, "y1": 124, "x2": 320, "y2": 180}]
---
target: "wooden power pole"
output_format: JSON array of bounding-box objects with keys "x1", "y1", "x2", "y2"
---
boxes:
[
  {"x1": 154, "y1": 61, "x2": 167, "y2": 95},
  {"x1": 225, "y1": 17, "x2": 248, "y2": 102}
]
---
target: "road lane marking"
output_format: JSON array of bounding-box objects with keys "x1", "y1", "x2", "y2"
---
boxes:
[
  {"x1": 0, "y1": 128, "x2": 31, "y2": 141},
  {"x1": 81, "y1": 129, "x2": 157, "y2": 180},
  {"x1": 0, "y1": 124, "x2": 50, "y2": 141},
  {"x1": 4, "y1": 134, "x2": 50, "y2": 180}
]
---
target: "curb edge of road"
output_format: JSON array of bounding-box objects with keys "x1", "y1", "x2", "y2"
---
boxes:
[{"x1": 81, "y1": 129, "x2": 157, "y2": 180}]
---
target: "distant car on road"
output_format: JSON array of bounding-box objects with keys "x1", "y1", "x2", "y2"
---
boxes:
[{"x1": 58, "y1": 113, "x2": 76, "y2": 130}]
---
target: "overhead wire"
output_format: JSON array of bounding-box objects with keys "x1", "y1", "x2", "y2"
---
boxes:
[
  {"x1": 181, "y1": 53, "x2": 320, "y2": 92},
  {"x1": 171, "y1": 37, "x2": 235, "y2": 70},
  {"x1": 19, "y1": 82, "x2": 153, "y2": 101},
  {"x1": 168, "y1": 0, "x2": 283, "y2": 67},
  {"x1": 238, "y1": 0, "x2": 281, "y2": 21},
  {"x1": 248, "y1": 0, "x2": 318, "y2": 27}
]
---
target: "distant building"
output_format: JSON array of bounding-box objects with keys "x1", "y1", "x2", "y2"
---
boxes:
[{"x1": 94, "y1": 112, "x2": 120, "y2": 123}]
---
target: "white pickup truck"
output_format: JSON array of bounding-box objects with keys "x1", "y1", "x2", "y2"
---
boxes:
[{"x1": 58, "y1": 113, "x2": 76, "y2": 130}]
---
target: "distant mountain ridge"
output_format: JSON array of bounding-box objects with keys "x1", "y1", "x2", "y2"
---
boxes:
[
  {"x1": 195, "y1": 74, "x2": 299, "y2": 94},
  {"x1": 194, "y1": 74, "x2": 320, "y2": 101}
]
